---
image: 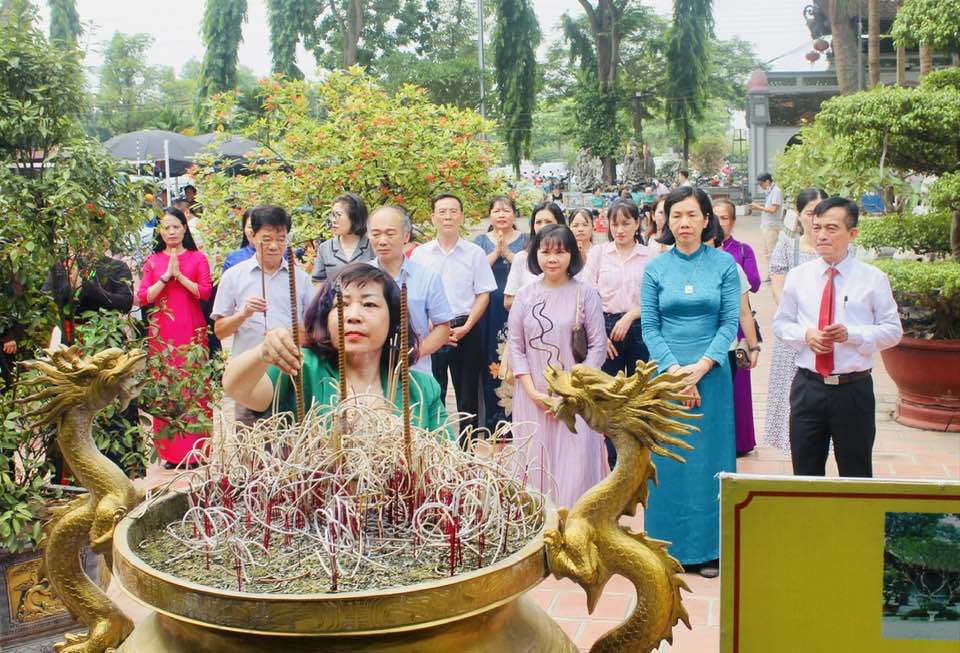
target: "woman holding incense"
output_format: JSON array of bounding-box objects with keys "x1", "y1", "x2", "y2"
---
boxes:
[{"x1": 224, "y1": 263, "x2": 449, "y2": 434}]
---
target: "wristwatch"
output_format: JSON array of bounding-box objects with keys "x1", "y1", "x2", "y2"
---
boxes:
[{"x1": 160, "y1": 275, "x2": 171, "y2": 283}]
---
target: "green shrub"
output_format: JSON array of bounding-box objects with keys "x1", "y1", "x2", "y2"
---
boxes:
[
  {"x1": 872, "y1": 259, "x2": 960, "y2": 339},
  {"x1": 858, "y1": 211, "x2": 953, "y2": 258}
]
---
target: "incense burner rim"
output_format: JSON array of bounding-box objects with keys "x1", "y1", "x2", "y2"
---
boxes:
[{"x1": 113, "y1": 490, "x2": 555, "y2": 636}]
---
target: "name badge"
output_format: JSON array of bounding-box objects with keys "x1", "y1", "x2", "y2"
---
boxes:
[{"x1": 684, "y1": 284, "x2": 694, "y2": 295}]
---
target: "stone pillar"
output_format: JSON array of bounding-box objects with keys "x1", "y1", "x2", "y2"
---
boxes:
[{"x1": 745, "y1": 70, "x2": 771, "y2": 198}]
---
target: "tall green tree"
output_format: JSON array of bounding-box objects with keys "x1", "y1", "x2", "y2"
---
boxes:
[
  {"x1": 492, "y1": 0, "x2": 540, "y2": 175},
  {"x1": 303, "y1": 0, "x2": 430, "y2": 70},
  {"x1": 665, "y1": 0, "x2": 713, "y2": 167},
  {"x1": 571, "y1": 0, "x2": 630, "y2": 183},
  {"x1": 267, "y1": 0, "x2": 306, "y2": 79},
  {"x1": 197, "y1": 0, "x2": 248, "y2": 111},
  {"x1": 95, "y1": 32, "x2": 164, "y2": 135},
  {"x1": 47, "y1": 0, "x2": 80, "y2": 47}
]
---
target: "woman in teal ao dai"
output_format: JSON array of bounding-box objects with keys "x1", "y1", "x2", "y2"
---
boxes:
[{"x1": 640, "y1": 187, "x2": 740, "y2": 570}]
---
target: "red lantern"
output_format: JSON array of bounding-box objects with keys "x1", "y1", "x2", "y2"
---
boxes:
[
  {"x1": 805, "y1": 50, "x2": 821, "y2": 63},
  {"x1": 813, "y1": 38, "x2": 830, "y2": 52}
]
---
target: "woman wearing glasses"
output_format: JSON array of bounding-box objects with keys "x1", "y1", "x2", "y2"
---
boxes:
[{"x1": 311, "y1": 193, "x2": 373, "y2": 286}]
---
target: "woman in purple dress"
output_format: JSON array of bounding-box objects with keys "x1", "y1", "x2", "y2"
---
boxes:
[
  {"x1": 715, "y1": 199, "x2": 761, "y2": 455},
  {"x1": 508, "y1": 225, "x2": 607, "y2": 509}
]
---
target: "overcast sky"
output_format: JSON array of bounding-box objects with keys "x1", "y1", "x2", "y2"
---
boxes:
[{"x1": 35, "y1": 0, "x2": 827, "y2": 79}]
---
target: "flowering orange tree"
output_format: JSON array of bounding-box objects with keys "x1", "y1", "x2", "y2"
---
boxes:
[{"x1": 194, "y1": 68, "x2": 504, "y2": 273}]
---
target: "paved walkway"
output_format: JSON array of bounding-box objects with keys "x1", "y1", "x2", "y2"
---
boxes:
[{"x1": 122, "y1": 212, "x2": 958, "y2": 652}]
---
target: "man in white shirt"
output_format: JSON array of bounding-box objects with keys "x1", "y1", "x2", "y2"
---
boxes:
[
  {"x1": 749, "y1": 172, "x2": 783, "y2": 266},
  {"x1": 212, "y1": 205, "x2": 314, "y2": 425},
  {"x1": 676, "y1": 169, "x2": 693, "y2": 188},
  {"x1": 411, "y1": 193, "x2": 497, "y2": 438},
  {"x1": 366, "y1": 205, "x2": 453, "y2": 374},
  {"x1": 773, "y1": 197, "x2": 902, "y2": 477}
]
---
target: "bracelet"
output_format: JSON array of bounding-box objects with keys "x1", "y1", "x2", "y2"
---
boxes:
[
  {"x1": 749, "y1": 346, "x2": 761, "y2": 352},
  {"x1": 160, "y1": 275, "x2": 171, "y2": 284}
]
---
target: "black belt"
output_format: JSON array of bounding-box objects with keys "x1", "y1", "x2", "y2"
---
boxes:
[
  {"x1": 449, "y1": 315, "x2": 469, "y2": 328},
  {"x1": 799, "y1": 368, "x2": 871, "y2": 386}
]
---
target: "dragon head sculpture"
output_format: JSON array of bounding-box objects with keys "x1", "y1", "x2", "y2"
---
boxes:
[
  {"x1": 543, "y1": 360, "x2": 696, "y2": 464},
  {"x1": 19, "y1": 346, "x2": 147, "y2": 425}
]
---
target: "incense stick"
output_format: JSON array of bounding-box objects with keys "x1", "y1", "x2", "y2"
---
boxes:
[
  {"x1": 400, "y1": 279, "x2": 412, "y2": 468},
  {"x1": 286, "y1": 245, "x2": 305, "y2": 423}
]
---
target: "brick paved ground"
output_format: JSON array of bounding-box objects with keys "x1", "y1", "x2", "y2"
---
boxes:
[{"x1": 114, "y1": 211, "x2": 958, "y2": 653}]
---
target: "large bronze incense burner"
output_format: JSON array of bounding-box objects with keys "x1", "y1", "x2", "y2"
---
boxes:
[
  {"x1": 24, "y1": 337, "x2": 694, "y2": 653},
  {"x1": 112, "y1": 490, "x2": 571, "y2": 652}
]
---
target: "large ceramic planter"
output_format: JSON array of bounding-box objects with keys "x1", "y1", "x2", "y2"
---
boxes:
[
  {"x1": 881, "y1": 336, "x2": 960, "y2": 432},
  {"x1": 112, "y1": 491, "x2": 576, "y2": 653},
  {"x1": 1, "y1": 545, "x2": 101, "y2": 652}
]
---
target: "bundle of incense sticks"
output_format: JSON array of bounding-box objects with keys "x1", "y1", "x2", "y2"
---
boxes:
[
  {"x1": 286, "y1": 245, "x2": 305, "y2": 423},
  {"x1": 399, "y1": 279, "x2": 412, "y2": 467}
]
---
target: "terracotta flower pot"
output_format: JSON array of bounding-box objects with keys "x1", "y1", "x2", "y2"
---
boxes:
[{"x1": 881, "y1": 336, "x2": 960, "y2": 432}]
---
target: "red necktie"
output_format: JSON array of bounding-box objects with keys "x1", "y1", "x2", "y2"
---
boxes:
[{"x1": 816, "y1": 267, "x2": 837, "y2": 377}]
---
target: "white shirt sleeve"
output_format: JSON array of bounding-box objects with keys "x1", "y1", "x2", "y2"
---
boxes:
[
  {"x1": 472, "y1": 246, "x2": 498, "y2": 295},
  {"x1": 210, "y1": 268, "x2": 236, "y2": 320},
  {"x1": 772, "y1": 268, "x2": 807, "y2": 353},
  {"x1": 504, "y1": 250, "x2": 527, "y2": 297},
  {"x1": 845, "y1": 270, "x2": 903, "y2": 355}
]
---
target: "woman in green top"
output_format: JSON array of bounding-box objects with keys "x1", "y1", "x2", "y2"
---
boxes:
[{"x1": 224, "y1": 263, "x2": 450, "y2": 434}]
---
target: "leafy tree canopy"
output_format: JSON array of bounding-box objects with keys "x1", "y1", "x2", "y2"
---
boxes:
[
  {"x1": 194, "y1": 69, "x2": 504, "y2": 275},
  {"x1": 892, "y1": 0, "x2": 960, "y2": 52}
]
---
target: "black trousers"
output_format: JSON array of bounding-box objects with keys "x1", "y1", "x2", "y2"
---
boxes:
[
  {"x1": 789, "y1": 370, "x2": 876, "y2": 478},
  {"x1": 600, "y1": 312, "x2": 649, "y2": 469},
  {"x1": 432, "y1": 316, "x2": 483, "y2": 442}
]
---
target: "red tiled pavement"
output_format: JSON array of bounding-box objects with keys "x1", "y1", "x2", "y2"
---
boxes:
[{"x1": 122, "y1": 211, "x2": 959, "y2": 653}]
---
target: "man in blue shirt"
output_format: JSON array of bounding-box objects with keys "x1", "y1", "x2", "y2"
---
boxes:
[{"x1": 367, "y1": 206, "x2": 453, "y2": 374}]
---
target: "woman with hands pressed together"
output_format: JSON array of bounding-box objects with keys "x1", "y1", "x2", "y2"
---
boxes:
[
  {"x1": 138, "y1": 207, "x2": 213, "y2": 467},
  {"x1": 639, "y1": 187, "x2": 739, "y2": 577},
  {"x1": 474, "y1": 196, "x2": 529, "y2": 431},
  {"x1": 507, "y1": 225, "x2": 607, "y2": 509},
  {"x1": 223, "y1": 264, "x2": 449, "y2": 434}
]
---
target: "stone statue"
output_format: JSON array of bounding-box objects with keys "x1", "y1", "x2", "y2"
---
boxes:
[
  {"x1": 574, "y1": 148, "x2": 601, "y2": 192},
  {"x1": 621, "y1": 139, "x2": 642, "y2": 186},
  {"x1": 641, "y1": 143, "x2": 656, "y2": 179}
]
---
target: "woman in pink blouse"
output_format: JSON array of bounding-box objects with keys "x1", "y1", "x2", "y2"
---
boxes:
[
  {"x1": 583, "y1": 199, "x2": 656, "y2": 468},
  {"x1": 138, "y1": 207, "x2": 213, "y2": 467}
]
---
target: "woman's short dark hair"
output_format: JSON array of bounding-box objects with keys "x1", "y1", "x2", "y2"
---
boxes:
[
  {"x1": 333, "y1": 193, "x2": 368, "y2": 237},
  {"x1": 568, "y1": 208, "x2": 593, "y2": 228},
  {"x1": 487, "y1": 194, "x2": 517, "y2": 216},
  {"x1": 646, "y1": 194, "x2": 667, "y2": 240},
  {"x1": 249, "y1": 204, "x2": 292, "y2": 234},
  {"x1": 527, "y1": 224, "x2": 583, "y2": 278},
  {"x1": 795, "y1": 188, "x2": 829, "y2": 213},
  {"x1": 303, "y1": 263, "x2": 419, "y2": 369},
  {"x1": 152, "y1": 206, "x2": 199, "y2": 253},
  {"x1": 606, "y1": 199, "x2": 640, "y2": 243},
  {"x1": 658, "y1": 186, "x2": 720, "y2": 246},
  {"x1": 239, "y1": 209, "x2": 251, "y2": 248},
  {"x1": 528, "y1": 201, "x2": 567, "y2": 239}
]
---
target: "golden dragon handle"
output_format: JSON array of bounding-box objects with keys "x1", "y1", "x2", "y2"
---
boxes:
[
  {"x1": 20, "y1": 347, "x2": 147, "y2": 653},
  {"x1": 543, "y1": 361, "x2": 695, "y2": 653}
]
